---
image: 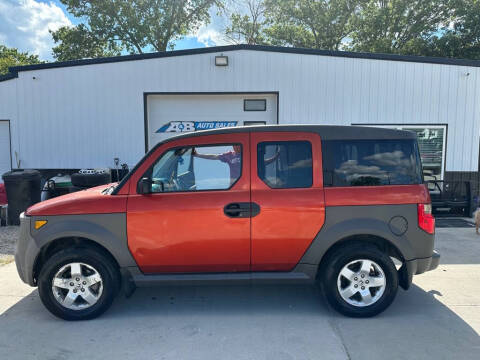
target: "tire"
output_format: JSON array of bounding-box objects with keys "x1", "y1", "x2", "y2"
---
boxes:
[
  {"x1": 37, "y1": 247, "x2": 120, "y2": 321},
  {"x1": 71, "y1": 172, "x2": 110, "y2": 188},
  {"x1": 320, "y1": 244, "x2": 398, "y2": 318}
]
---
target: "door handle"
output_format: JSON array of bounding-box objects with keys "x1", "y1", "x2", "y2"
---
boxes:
[
  {"x1": 224, "y1": 202, "x2": 261, "y2": 218},
  {"x1": 250, "y1": 202, "x2": 260, "y2": 217}
]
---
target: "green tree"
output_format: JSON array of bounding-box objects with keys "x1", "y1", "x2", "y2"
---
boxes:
[
  {"x1": 225, "y1": 0, "x2": 268, "y2": 44},
  {"x1": 424, "y1": 0, "x2": 480, "y2": 59},
  {"x1": 350, "y1": 0, "x2": 454, "y2": 55},
  {"x1": 0, "y1": 45, "x2": 43, "y2": 76},
  {"x1": 51, "y1": 24, "x2": 121, "y2": 62},
  {"x1": 51, "y1": 0, "x2": 222, "y2": 61},
  {"x1": 263, "y1": 0, "x2": 365, "y2": 50}
]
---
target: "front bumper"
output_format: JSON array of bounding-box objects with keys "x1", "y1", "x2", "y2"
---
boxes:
[
  {"x1": 400, "y1": 250, "x2": 440, "y2": 290},
  {"x1": 14, "y1": 213, "x2": 40, "y2": 286}
]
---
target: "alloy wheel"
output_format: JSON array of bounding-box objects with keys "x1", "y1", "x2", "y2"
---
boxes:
[
  {"x1": 51, "y1": 262, "x2": 103, "y2": 310},
  {"x1": 336, "y1": 259, "x2": 386, "y2": 307}
]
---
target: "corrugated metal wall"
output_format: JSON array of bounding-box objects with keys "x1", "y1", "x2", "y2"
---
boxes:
[
  {"x1": 0, "y1": 49, "x2": 479, "y2": 171},
  {"x1": 0, "y1": 79, "x2": 17, "y2": 169}
]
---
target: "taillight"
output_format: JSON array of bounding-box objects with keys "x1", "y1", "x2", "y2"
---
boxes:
[{"x1": 418, "y1": 203, "x2": 435, "y2": 234}]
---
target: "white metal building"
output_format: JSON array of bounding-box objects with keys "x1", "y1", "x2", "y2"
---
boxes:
[{"x1": 0, "y1": 44, "x2": 479, "y2": 185}]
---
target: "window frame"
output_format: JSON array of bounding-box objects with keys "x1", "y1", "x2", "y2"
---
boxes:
[
  {"x1": 139, "y1": 142, "x2": 244, "y2": 193},
  {"x1": 244, "y1": 99, "x2": 267, "y2": 111},
  {"x1": 257, "y1": 140, "x2": 314, "y2": 189}
]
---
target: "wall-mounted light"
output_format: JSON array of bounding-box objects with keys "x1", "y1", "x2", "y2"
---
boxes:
[{"x1": 215, "y1": 55, "x2": 228, "y2": 66}]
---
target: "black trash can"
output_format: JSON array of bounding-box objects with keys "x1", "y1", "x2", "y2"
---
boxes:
[{"x1": 2, "y1": 170, "x2": 41, "y2": 225}]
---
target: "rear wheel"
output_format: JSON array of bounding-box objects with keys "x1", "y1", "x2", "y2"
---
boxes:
[
  {"x1": 320, "y1": 244, "x2": 398, "y2": 317},
  {"x1": 38, "y1": 247, "x2": 119, "y2": 320}
]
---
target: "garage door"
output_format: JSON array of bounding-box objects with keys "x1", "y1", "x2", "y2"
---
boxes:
[
  {"x1": 0, "y1": 121, "x2": 11, "y2": 179},
  {"x1": 146, "y1": 93, "x2": 278, "y2": 150}
]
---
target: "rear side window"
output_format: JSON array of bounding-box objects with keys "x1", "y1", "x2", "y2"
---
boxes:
[
  {"x1": 322, "y1": 139, "x2": 422, "y2": 187},
  {"x1": 257, "y1": 141, "x2": 313, "y2": 188}
]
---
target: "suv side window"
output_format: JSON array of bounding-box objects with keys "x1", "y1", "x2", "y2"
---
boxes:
[
  {"x1": 257, "y1": 141, "x2": 313, "y2": 188},
  {"x1": 148, "y1": 144, "x2": 242, "y2": 192},
  {"x1": 322, "y1": 139, "x2": 423, "y2": 187}
]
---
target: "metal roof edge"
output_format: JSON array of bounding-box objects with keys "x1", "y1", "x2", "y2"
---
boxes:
[{"x1": 8, "y1": 44, "x2": 480, "y2": 73}]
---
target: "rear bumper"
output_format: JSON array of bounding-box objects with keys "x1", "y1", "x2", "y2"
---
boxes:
[
  {"x1": 400, "y1": 250, "x2": 440, "y2": 290},
  {"x1": 412, "y1": 250, "x2": 441, "y2": 274}
]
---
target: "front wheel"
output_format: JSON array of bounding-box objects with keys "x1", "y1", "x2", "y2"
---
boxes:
[
  {"x1": 38, "y1": 247, "x2": 119, "y2": 320},
  {"x1": 320, "y1": 244, "x2": 398, "y2": 317}
]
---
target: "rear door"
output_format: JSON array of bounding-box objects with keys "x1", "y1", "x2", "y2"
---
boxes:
[{"x1": 250, "y1": 132, "x2": 325, "y2": 271}]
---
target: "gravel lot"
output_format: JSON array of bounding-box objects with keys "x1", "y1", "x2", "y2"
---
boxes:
[{"x1": 0, "y1": 226, "x2": 18, "y2": 264}]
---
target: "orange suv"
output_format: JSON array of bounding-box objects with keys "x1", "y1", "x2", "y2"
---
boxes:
[{"x1": 15, "y1": 125, "x2": 439, "y2": 320}]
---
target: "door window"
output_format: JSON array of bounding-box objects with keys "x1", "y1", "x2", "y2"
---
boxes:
[
  {"x1": 147, "y1": 144, "x2": 242, "y2": 192},
  {"x1": 257, "y1": 141, "x2": 313, "y2": 188}
]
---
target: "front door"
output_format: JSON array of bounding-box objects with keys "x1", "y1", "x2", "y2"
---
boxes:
[
  {"x1": 127, "y1": 133, "x2": 251, "y2": 273},
  {"x1": 250, "y1": 132, "x2": 325, "y2": 272}
]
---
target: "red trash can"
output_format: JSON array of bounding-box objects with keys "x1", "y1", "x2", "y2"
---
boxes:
[{"x1": 0, "y1": 183, "x2": 6, "y2": 205}]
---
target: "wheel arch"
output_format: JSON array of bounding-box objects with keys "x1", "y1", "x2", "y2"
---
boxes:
[
  {"x1": 314, "y1": 234, "x2": 412, "y2": 290},
  {"x1": 33, "y1": 236, "x2": 120, "y2": 284},
  {"x1": 317, "y1": 234, "x2": 405, "y2": 272},
  {"x1": 28, "y1": 213, "x2": 137, "y2": 285}
]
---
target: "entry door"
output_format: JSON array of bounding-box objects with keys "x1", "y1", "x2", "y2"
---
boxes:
[
  {"x1": 127, "y1": 133, "x2": 251, "y2": 274},
  {"x1": 0, "y1": 121, "x2": 11, "y2": 178},
  {"x1": 250, "y1": 132, "x2": 326, "y2": 272}
]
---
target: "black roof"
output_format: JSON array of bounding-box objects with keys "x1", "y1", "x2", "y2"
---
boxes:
[
  {"x1": 0, "y1": 73, "x2": 18, "y2": 82},
  {"x1": 2, "y1": 44, "x2": 480, "y2": 83},
  {"x1": 160, "y1": 124, "x2": 417, "y2": 142}
]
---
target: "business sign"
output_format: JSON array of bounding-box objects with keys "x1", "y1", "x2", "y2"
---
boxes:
[{"x1": 156, "y1": 121, "x2": 238, "y2": 133}]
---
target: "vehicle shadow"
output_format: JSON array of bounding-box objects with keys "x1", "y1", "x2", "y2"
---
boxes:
[{"x1": 0, "y1": 283, "x2": 478, "y2": 360}]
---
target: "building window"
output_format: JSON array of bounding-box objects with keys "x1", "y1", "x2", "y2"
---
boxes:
[
  {"x1": 257, "y1": 141, "x2": 313, "y2": 188},
  {"x1": 406, "y1": 127, "x2": 445, "y2": 181},
  {"x1": 244, "y1": 99, "x2": 266, "y2": 111},
  {"x1": 244, "y1": 121, "x2": 266, "y2": 126}
]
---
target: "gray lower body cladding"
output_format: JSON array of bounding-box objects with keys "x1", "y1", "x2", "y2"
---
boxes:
[
  {"x1": 298, "y1": 204, "x2": 439, "y2": 288},
  {"x1": 15, "y1": 203, "x2": 439, "y2": 289},
  {"x1": 15, "y1": 212, "x2": 136, "y2": 286}
]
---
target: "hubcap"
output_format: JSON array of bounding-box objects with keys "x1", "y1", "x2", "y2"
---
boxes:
[
  {"x1": 51, "y1": 262, "x2": 103, "y2": 310},
  {"x1": 337, "y1": 259, "x2": 386, "y2": 307}
]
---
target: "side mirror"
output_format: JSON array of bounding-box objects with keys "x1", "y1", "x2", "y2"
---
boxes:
[{"x1": 137, "y1": 177, "x2": 152, "y2": 194}]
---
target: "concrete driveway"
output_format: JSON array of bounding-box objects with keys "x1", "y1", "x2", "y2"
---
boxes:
[{"x1": 0, "y1": 228, "x2": 479, "y2": 360}]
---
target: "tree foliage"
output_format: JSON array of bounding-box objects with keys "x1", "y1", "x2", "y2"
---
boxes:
[
  {"x1": 51, "y1": 0, "x2": 222, "y2": 61},
  {"x1": 225, "y1": 0, "x2": 480, "y2": 60},
  {"x1": 264, "y1": 0, "x2": 365, "y2": 50},
  {"x1": 51, "y1": 24, "x2": 121, "y2": 62},
  {"x1": 0, "y1": 45, "x2": 43, "y2": 76},
  {"x1": 423, "y1": 0, "x2": 480, "y2": 59},
  {"x1": 225, "y1": 0, "x2": 268, "y2": 44},
  {"x1": 349, "y1": 0, "x2": 455, "y2": 55}
]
